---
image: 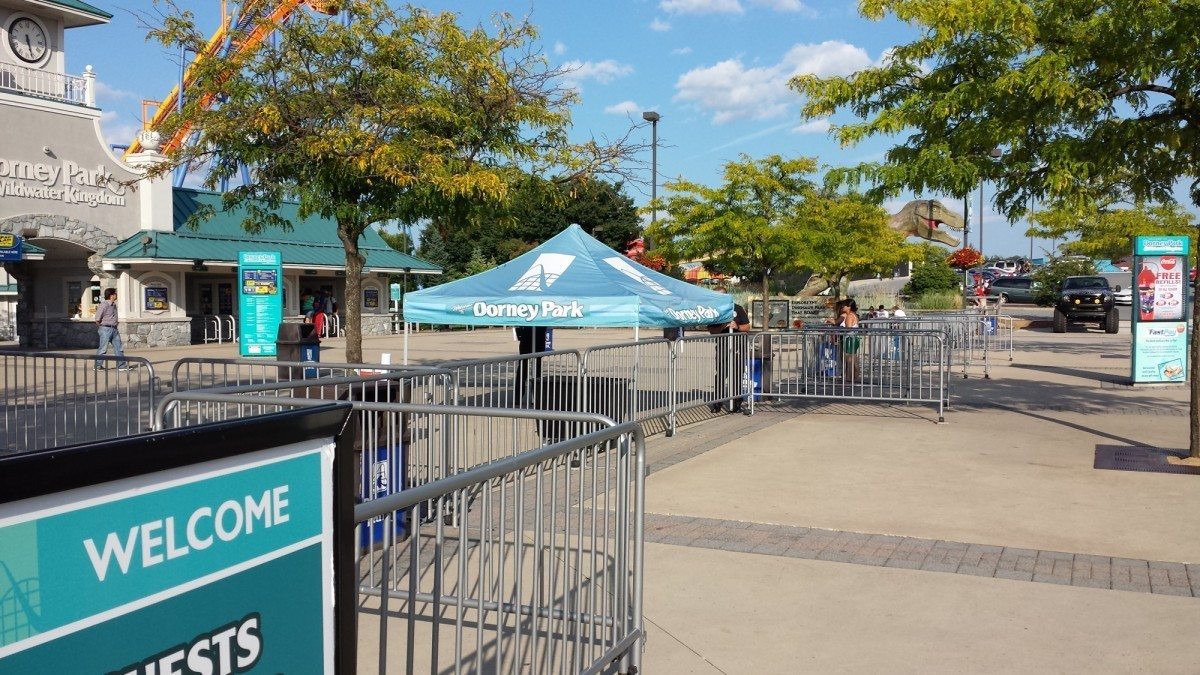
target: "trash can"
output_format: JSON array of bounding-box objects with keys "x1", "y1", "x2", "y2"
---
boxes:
[
  {"x1": 276, "y1": 322, "x2": 320, "y2": 378},
  {"x1": 535, "y1": 374, "x2": 630, "y2": 444},
  {"x1": 748, "y1": 337, "x2": 773, "y2": 401},
  {"x1": 349, "y1": 382, "x2": 411, "y2": 551}
]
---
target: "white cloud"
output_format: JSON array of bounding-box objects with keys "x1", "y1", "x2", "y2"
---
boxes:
[
  {"x1": 672, "y1": 46, "x2": 693, "y2": 56},
  {"x1": 792, "y1": 119, "x2": 831, "y2": 134},
  {"x1": 553, "y1": 41, "x2": 566, "y2": 55},
  {"x1": 660, "y1": 0, "x2": 743, "y2": 15},
  {"x1": 604, "y1": 100, "x2": 641, "y2": 116},
  {"x1": 99, "y1": 110, "x2": 141, "y2": 148},
  {"x1": 93, "y1": 80, "x2": 134, "y2": 101},
  {"x1": 559, "y1": 59, "x2": 634, "y2": 90},
  {"x1": 674, "y1": 40, "x2": 873, "y2": 124},
  {"x1": 749, "y1": 0, "x2": 813, "y2": 13},
  {"x1": 650, "y1": 18, "x2": 671, "y2": 31}
]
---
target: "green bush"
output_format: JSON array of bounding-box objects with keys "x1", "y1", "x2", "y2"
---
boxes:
[
  {"x1": 909, "y1": 291, "x2": 963, "y2": 310},
  {"x1": 904, "y1": 256, "x2": 961, "y2": 296},
  {"x1": 1032, "y1": 258, "x2": 1098, "y2": 305}
]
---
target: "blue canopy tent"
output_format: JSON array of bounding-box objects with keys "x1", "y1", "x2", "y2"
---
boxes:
[{"x1": 402, "y1": 224, "x2": 733, "y2": 358}]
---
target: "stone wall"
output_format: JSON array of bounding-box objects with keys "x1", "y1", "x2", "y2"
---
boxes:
[
  {"x1": 360, "y1": 314, "x2": 397, "y2": 337},
  {"x1": 21, "y1": 319, "x2": 98, "y2": 349},
  {"x1": 122, "y1": 318, "x2": 192, "y2": 348}
]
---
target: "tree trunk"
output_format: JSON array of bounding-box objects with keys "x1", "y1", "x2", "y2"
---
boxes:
[
  {"x1": 761, "y1": 271, "x2": 770, "y2": 313},
  {"x1": 1191, "y1": 273, "x2": 1199, "y2": 457},
  {"x1": 338, "y1": 220, "x2": 366, "y2": 364}
]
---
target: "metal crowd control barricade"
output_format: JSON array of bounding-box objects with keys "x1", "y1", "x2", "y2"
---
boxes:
[
  {"x1": 749, "y1": 327, "x2": 949, "y2": 422},
  {"x1": 155, "y1": 394, "x2": 646, "y2": 675},
  {"x1": 0, "y1": 350, "x2": 157, "y2": 453},
  {"x1": 865, "y1": 314, "x2": 998, "y2": 378},
  {"x1": 171, "y1": 356, "x2": 443, "y2": 392},
  {"x1": 579, "y1": 339, "x2": 674, "y2": 434},
  {"x1": 669, "y1": 332, "x2": 755, "y2": 424}
]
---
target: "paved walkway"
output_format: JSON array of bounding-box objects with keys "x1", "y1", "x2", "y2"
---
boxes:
[{"x1": 633, "y1": 326, "x2": 1200, "y2": 673}]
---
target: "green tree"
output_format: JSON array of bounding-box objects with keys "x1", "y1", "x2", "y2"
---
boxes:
[
  {"x1": 648, "y1": 155, "x2": 817, "y2": 302},
  {"x1": 904, "y1": 253, "x2": 961, "y2": 297},
  {"x1": 792, "y1": 0, "x2": 1200, "y2": 455},
  {"x1": 146, "y1": 1, "x2": 637, "y2": 362},
  {"x1": 1028, "y1": 203, "x2": 1198, "y2": 260},
  {"x1": 1032, "y1": 258, "x2": 1098, "y2": 306},
  {"x1": 793, "y1": 192, "x2": 910, "y2": 298},
  {"x1": 464, "y1": 248, "x2": 497, "y2": 276}
]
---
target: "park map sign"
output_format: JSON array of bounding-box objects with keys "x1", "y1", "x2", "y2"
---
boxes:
[
  {"x1": 0, "y1": 406, "x2": 356, "y2": 674},
  {"x1": 1131, "y1": 236, "x2": 1190, "y2": 384}
]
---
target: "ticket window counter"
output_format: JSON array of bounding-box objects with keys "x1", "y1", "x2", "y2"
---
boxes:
[{"x1": 193, "y1": 280, "x2": 237, "y2": 318}]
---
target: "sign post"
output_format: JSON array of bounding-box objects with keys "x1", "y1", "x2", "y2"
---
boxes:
[
  {"x1": 1131, "y1": 235, "x2": 1190, "y2": 383},
  {"x1": 0, "y1": 405, "x2": 357, "y2": 673},
  {"x1": 238, "y1": 251, "x2": 283, "y2": 357}
]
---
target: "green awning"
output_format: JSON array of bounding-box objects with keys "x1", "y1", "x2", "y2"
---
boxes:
[{"x1": 103, "y1": 188, "x2": 441, "y2": 274}]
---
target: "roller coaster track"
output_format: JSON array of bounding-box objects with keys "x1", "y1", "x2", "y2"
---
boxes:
[{"x1": 123, "y1": 1, "x2": 335, "y2": 159}]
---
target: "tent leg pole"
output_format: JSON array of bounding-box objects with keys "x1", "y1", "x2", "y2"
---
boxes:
[{"x1": 404, "y1": 322, "x2": 409, "y2": 365}]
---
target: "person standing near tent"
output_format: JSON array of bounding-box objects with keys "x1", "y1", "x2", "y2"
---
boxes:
[{"x1": 708, "y1": 286, "x2": 750, "y2": 413}]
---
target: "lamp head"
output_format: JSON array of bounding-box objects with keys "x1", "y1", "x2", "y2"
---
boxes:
[{"x1": 642, "y1": 111, "x2": 661, "y2": 123}]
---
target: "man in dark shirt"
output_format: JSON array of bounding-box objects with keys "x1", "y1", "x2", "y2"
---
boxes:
[
  {"x1": 708, "y1": 288, "x2": 751, "y2": 412},
  {"x1": 95, "y1": 288, "x2": 129, "y2": 370}
]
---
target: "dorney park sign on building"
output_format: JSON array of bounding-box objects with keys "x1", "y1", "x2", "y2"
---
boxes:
[{"x1": 0, "y1": 157, "x2": 127, "y2": 208}]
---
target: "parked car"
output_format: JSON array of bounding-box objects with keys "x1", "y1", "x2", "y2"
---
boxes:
[
  {"x1": 988, "y1": 260, "x2": 1020, "y2": 275},
  {"x1": 1054, "y1": 276, "x2": 1119, "y2": 333},
  {"x1": 987, "y1": 276, "x2": 1040, "y2": 304}
]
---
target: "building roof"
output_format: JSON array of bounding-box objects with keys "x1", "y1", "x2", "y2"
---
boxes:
[
  {"x1": 29, "y1": 0, "x2": 112, "y2": 26},
  {"x1": 103, "y1": 188, "x2": 441, "y2": 274}
]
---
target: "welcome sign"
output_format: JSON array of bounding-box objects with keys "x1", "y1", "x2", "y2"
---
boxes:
[{"x1": 0, "y1": 406, "x2": 356, "y2": 674}]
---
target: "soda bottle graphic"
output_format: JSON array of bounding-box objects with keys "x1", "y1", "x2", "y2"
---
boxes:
[{"x1": 1138, "y1": 264, "x2": 1157, "y2": 320}]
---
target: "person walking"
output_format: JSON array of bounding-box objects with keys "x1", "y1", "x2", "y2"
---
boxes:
[
  {"x1": 708, "y1": 287, "x2": 750, "y2": 413},
  {"x1": 95, "y1": 288, "x2": 129, "y2": 370}
]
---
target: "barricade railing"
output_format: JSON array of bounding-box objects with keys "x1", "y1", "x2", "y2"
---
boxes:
[
  {"x1": 669, "y1": 332, "x2": 755, "y2": 425},
  {"x1": 749, "y1": 328, "x2": 948, "y2": 422},
  {"x1": 171, "y1": 356, "x2": 443, "y2": 393},
  {"x1": 0, "y1": 350, "x2": 157, "y2": 453},
  {"x1": 579, "y1": 339, "x2": 675, "y2": 431},
  {"x1": 155, "y1": 394, "x2": 645, "y2": 674},
  {"x1": 864, "y1": 314, "x2": 1005, "y2": 378},
  {"x1": 442, "y1": 348, "x2": 584, "y2": 412}
]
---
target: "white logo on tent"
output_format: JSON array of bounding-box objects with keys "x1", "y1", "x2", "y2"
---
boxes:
[
  {"x1": 508, "y1": 253, "x2": 576, "y2": 291},
  {"x1": 603, "y1": 256, "x2": 672, "y2": 295}
]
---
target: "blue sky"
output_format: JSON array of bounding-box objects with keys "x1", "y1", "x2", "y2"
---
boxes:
[{"x1": 72, "y1": 0, "x2": 1046, "y2": 257}]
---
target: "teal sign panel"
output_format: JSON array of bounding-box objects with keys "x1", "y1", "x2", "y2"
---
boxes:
[
  {"x1": 1130, "y1": 236, "x2": 1191, "y2": 384},
  {"x1": 238, "y1": 251, "x2": 283, "y2": 357},
  {"x1": 0, "y1": 441, "x2": 336, "y2": 673},
  {"x1": 1134, "y1": 236, "x2": 1189, "y2": 256}
]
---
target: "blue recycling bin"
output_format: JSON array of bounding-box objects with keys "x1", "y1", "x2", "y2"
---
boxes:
[
  {"x1": 982, "y1": 317, "x2": 997, "y2": 335},
  {"x1": 749, "y1": 358, "x2": 765, "y2": 401},
  {"x1": 359, "y1": 443, "x2": 407, "y2": 550},
  {"x1": 300, "y1": 342, "x2": 319, "y2": 378}
]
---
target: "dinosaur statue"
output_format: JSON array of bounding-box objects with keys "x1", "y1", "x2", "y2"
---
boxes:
[
  {"x1": 796, "y1": 199, "x2": 966, "y2": 296},
  {"x1": 887, "y1": 199, "x2": 965, "y2": 247}
]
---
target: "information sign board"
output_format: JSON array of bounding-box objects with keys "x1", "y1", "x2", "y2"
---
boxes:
[
  {"x1": 0, "y1": 233, "x2": 23, "y2": 262},
  {"x1": 0, "y1": 405, "x2": 356, "y2": 674},
  {"x1": 238, "y1": 252, "x2": 283, "y2": 357},
  {"x1": 1131, "y1": 236, "x2": 1190, "y2": 383}
]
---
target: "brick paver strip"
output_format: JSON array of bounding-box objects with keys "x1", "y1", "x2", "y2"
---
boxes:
[{"x1": 644, "y1": 512, "x2": 1198, "y2": 598}]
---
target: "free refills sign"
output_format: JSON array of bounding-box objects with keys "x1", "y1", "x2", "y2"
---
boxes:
[{"x1": 1131, "y1": 236, "x2": 1191, "y2": 384}]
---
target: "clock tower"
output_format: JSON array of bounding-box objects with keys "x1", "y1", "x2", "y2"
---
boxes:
[{"x1": 0, "y1": 1, "x2": 111, "y2": 77}]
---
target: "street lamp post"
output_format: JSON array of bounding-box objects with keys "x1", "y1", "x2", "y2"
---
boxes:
[
  {"x1": 981, "y1": 147, "x2": 1002, "y2": 258},
  {"x1": 642, "y1": 111, "x2": 661, "y2": 229}
]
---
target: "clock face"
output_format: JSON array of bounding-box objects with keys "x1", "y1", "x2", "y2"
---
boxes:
[{"x1": 8, "y1": 18, "x2": 48, "y2": 64}]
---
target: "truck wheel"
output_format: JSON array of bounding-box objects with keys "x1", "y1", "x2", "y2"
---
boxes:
[
  {"x1": 1053, "y1": 309, "x2": 1067, "y2": 333},
  {"x1": 1104, "y1": 308, "x2": 1120, "y2": 333}
]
